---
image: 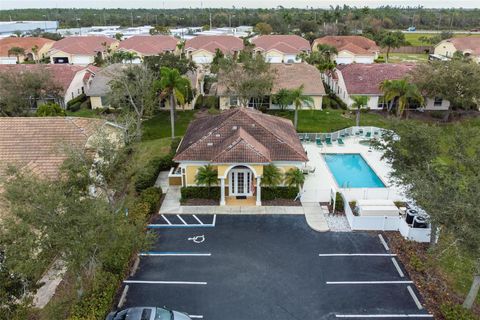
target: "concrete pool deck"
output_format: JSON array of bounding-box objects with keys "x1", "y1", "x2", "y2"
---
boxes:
[{"x1": 301, "y1": 138, "x2": 405, "y2": 203}]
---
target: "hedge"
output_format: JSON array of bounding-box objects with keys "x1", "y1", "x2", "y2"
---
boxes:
[
  {"x1": 129, "y1": 187, "x2": 162, "y2": 220},
  {"x1": 181, "y1": 187, "x2": 220, "y2": 200},
  {"x1": 335, "y1": 192, "x2": 344, "y2": 212},
  {"x1": 67, "y1": 93, "x2": 86, "y2": 107},
  {"x1": 261, "y1": 187, "x2": 298, "y2": 201}
]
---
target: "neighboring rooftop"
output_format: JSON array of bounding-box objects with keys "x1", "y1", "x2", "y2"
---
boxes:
[
  {"x1": 174, "y1": 108, "x2": 308, "y2": 163},
  {"x1": 0, "y1": 64, "x2": 97, "y2": 94},
  {"x1": 85, "y1": 63, "x2": 127, "y2": 96},
  {"x1": 185, "y1": 35, "x2": 244, "y2": 54},
  {"x1": 313, "y1": 36, "x2": 380, "y2": 55},
  {"x1": 51, "y1": 36, "x2": 115, "y2": 55},
  {"x1": 441, "y1": 36, "x2": 480, "y2": 55},
  {"x1": 0, "y1": 36, "x2": 55, "y2": 56},
  {"x1": 252, "y1": 35, "x2": 311, "y2": 53},
  {"x1": 0, "y1": 117, "x2": 112, "y2": 179},
  {"x1": 337, "y1": 63, "x2": 416, "y2": 95},
  {"x1": 118, "y1": 35, "x2": 179, "y2": 55}
]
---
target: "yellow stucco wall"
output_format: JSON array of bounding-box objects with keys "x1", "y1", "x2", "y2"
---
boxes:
[
  {"x1": 312, "y1": 96, "x2": 323, "y2": 110},
  {"x1": 90, "y1": 96, "x2": 105, "y2": 109}
]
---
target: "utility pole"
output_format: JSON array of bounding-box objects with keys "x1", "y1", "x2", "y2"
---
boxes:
[
  {"x1": 209, "y1": 12, "x2": 212, "y2": 30},
  {"x1": 131, "y1": 12, "x2": 133, "y2": 27}
]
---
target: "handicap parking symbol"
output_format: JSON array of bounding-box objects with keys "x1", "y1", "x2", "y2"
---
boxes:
[{"x1": 188, "y1": 235, "x2": 205, "y2": 243}]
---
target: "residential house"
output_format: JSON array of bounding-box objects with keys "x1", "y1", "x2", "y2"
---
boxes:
[
  {"x1": 216, "y1": 63, "x2": 325, "y2": 110},
  {"x1": 172, "y1": 108, "x2": 308, "y2": 206},
  {"x1": 312, "y1": 36, "x2": 380, "y2": 64},
  {"x1": 323, "y1": 63, "x2": 450, "y2": 110},
  {"x1": 434, "y1": 37, "x2": 480, "y2": 63},
  {"x1": 49, "y1": 36, "x2": 118, "y2": 65},
  {"x1": 117, "y1": 35, "x2": 180, "y2": 62},
  {"x1": 184, "y1": 35, "x2": 244, "y2": 64},
  {"x1": 251, "y1": 35, "x2": 311, "y2": 63},
  {"x1": 85, "y1": 63, "x2": 127, "y2": 109},
  {"x1": 0, "y1": 117, "x2": 122, "y2": 180},
  {"x1": 0, "y1": 64, "x2": 98, "y2": 108},
  {"x1": 0, "y1": 37, "x2": 55, "y2": 64}
]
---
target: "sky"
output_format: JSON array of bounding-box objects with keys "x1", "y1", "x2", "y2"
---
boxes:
[{"x1": 1, "y1": 0, "x2": 478, "y2": 9}]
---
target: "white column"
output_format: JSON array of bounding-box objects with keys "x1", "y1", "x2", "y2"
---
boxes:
[
  {"x1": 256, "y1": 176, "x2": 261, "y2": 206},
  {"x1": 220, "y1": 177, "x2": 226, "y2": 206}
]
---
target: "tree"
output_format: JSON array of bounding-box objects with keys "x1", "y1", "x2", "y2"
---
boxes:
[
  {"x1": 411, "y1": 60, "x2": 480, "y2": 115},
  {"x1": 351, "y1": 95, "x2": 369, "y2": 126},
  {"x1": 289, "y1": 85, "x2": 314, "y2": 129},
  {"x1": 254, "y1": 22, "x2": 273, "y2": 35},
  {"x1": 157, "y1": 67, "x2": 189, "y2": 139},
  {"x1": 284, "y1": 168, "x2": 305, "y2": 191},
  {"x1": 144, "y1": 52, "x2": 196, "y2": 75},
  {"x1": 316, "y1": 44, "x2": 338, "y2": 61},
  {"x1": 114, "y1": 32, "x2": 123, "y2": 40},
  {"x1": 273, "y1": 88, "x2": 293, "y2": 110},
  {"x1": 150, "y1": 25, "x2": 170, "y2": 35},
  {"x1": 262, "y1": 164, "x2": 283, "y2": 187},
  {"x1": 0, "y1": 67, "x2": 63, "y2": 116},
  {"x1": 378, "y1": 31, "x2": 405, "y2": 63},
  {"x1": 30, "y1": 45, "x2": 39, "y2": 63},
  {"x1": 380, "y1": 78, "x2": 423, "y2": 118},
  {"x1": 7, "y1": 47, "x2": 25, "y2": 64},
  {"x1": 218, "y1": 54, "x2": 274, "y2": 108},
  {"x1": 195, "y1": 165, "x2": 218, "y2": 188},
  {"x1": 35, "y1": 103, "x2": 66, "y2": 116},
  {"x1": 108, "y1": 65, "x2": 157, "y2": 141},
  {"x1": 210, "y1": 48, "x2": 225, "y2": 74}
]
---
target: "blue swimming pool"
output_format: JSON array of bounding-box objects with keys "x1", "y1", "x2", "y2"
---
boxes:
[{"x1": 323, "y1": 153, "x2": 386, "y2": 188}]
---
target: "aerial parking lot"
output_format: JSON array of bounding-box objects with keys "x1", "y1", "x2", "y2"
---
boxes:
[{"x1": 119, "y1": 215, "x2": 432, "y2": 320}]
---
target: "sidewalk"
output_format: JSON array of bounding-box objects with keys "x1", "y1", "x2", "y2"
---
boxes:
[
  {"x1": 33, "y1": 259, "x2": 67, "y2": 309},
  {"x1": 302, "y1": 201, "x2": 330, "y2": 232}
]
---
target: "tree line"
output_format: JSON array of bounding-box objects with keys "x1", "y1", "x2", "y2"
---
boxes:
[{"x1": 2, "y1": 7, "x2": 480, "y2": 33}]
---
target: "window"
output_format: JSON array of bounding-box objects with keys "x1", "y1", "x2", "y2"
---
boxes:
[
  {"x1": 433, "y1": 97, "x2": 443, "y2": 107},
  {"x1": 229, "y1": 96, "x2": 238, "y2": 106},
  {"x1": 378, "y1": 97, "x2": 388, "y2": 109}
]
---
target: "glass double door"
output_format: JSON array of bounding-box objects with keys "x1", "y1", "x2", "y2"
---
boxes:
[{"x1": 229, "y1": 169, "x2": 253, "y2": 196}]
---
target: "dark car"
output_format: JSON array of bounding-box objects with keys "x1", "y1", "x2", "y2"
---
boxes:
[{"x1": 106, "y1": 307, "x2": 192, "y2": 320}]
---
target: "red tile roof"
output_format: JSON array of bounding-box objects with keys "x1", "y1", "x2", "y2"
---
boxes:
[
  {"x1": 442, "y1": 37, "x2": 480, "y2": 55},
  {"x1": 0, "y1": 64, "x2": 95, "y2": 93},
  {"x1": 51, "y1": 36, "x2": 115, "y2": 55},
  {"x1": 0, "y1": 37, "x2": 55, "y2": 56},
  {"x1": 313, "y1": 36, "x2": 380, "y2": 55},
  {"x1": 174, "y1": 108, "x2": 308, "y2": 163},
  {"x1": 337, "y1": 63, "x2": 416, "y2": 95},
  {"x1": 185, "y1": 36, "x2": 244, "y2": 54},
  {"x1": 252, "y1": 35, "x2": 311, "y2": 54},
  {"x1": 119, "y1": 35, "x2": 179, "y2": 55},
  {"x1": 0, "y1": 117, "x2": 110, "y2": 179}
]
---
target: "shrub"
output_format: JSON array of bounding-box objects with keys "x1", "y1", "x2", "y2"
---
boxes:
[
  {"x1": 335, "y1": 192, "x2": 344, "y2": 212},
  {"x1": 139, "y1": 187, "x2": 162, "y2": 212},
  {"x1": 67, "y1": 101, "x2": 82, "y2": 112},
  {"x1": 258, "y1": 105, "x2": 269, "y2": 113},
  {"x1": 66, "y1": 93, "x2": 86, "y2": 108},
  {"x1": 409, "y1": 254, "x2": 427, "y2": 272},
  {"x1": 429, "y1": 111, "x2": 447, "y2": 120},
  {"x1": 440, "y1": 303, "x2": 477, "y2": 320},
  {"x1": 374, "y1": 56, "x2": 386, "y2": 63},
  {"x1": 322, "y1": 96, "x2": 331, "y2": 109},
  {"x1": 181, "y1": 187, "x2": 220, "y2": 200},
  {"x1": 261, "y1": 187, "x2": 298, "y2": 201},
  {"x1": 36, "y1": 103, "x2": 66, "y2": 116}
]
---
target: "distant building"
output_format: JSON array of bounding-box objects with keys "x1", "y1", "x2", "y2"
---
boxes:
[
  {"x1": 49, "y1": 36, "x2": 118, "y2": 65},
  {"x1": 0, "y1": 37, "x2": 55, "y2": 64},
  {"x1": 85, "y1": 63, "x2": 127, "y2": 109},
  {"x1": 0, "y1": 21, "x2": 58, "y2": 36},
  {"x1": 434, "y1": 37, "x2": 480, "y2": 63},
  {"x1": 312, "y1": 36, "x2": 380, "y2": 64},
  {"x1": 323, "y1": 63, "x2": 450, "y2": 111},
  {"x1": 251, "y1": 35, "x2": 311, "y2": 63}
]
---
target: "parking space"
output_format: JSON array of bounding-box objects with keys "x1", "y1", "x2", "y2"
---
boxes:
[{"x1": 120, "y1": 215, "x2": 432, "y2": 320}]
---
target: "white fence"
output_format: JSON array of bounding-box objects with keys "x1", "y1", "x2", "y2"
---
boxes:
[
  {"x1": 342, "y1": 188, "x2": 400, "y2": 202},
  {"x1": 300, "y1": 188, "x2": 332, "y2": 203},
  {"x1": 299, "y1": 126, "x2": 389, "y2": 142}
]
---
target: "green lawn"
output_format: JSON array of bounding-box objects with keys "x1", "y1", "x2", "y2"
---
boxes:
[
  {"x1": 386, "y1": 53, "x2": 429, "y2": 63},
  {"x1": 65, "y1": 108, "x2": 101, "y2": 118},
  {"x1": 268, "y1": 109, "x2": 390, "y2": 133},
  {"x1": 142, "y1": 110, "x2": 197, "y2": 140},
  {"x1": 404, "y1": 32, "x2": 480, "y2": 46}
]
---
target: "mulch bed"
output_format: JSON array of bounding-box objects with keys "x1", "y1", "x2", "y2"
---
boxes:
[
  {"x1": 383, "y1": 232, "x2": 480, "y2": 319},
  {"x1": 262, "y1": 199, "x2": 302, "y2": 206},
  {"x1": 181, "y1": 198, "x2": 218, "y2": 206}
]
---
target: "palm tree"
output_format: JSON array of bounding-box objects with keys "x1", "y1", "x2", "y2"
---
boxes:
[
  {"x1": 262, "y1": 164, "x2": 283, "y2": 187},
  {"x1": 273, "y1": 88, "x2": 293, "y2": 110},
  {"x1": 316, "y1": 44, "x2": 338, "y2": 62},
  {"x1": 351, "y1": 95, "x2": 369, "y2": 127},
  {"x1": 289, "y1": 85, "x2": 314, "y2": 130},
  {"x1": 158, "y1": 67, "x2": 190, "y2": 139},
  {"x1": 284, "y1": 168, "x2": 305, "y2": 192},
  {"x1": 31, "y1": 45, "x2": 39, "y2": 63},
  {"x1": 380, "y1": 79, "x2": 424, "y2": 118},
  {"x1": 8, "y1": 47, "x2": 25, "y2": 64},
  {"x1": 195, "y1": 165, "x2": 218, "y2": 188},
  {"x1": 123, "y1": 51, "x2": 139, "y2": 64}
]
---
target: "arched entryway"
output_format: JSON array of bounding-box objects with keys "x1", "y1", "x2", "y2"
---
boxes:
[{"x1": 220, "y1": 165, "x2": 262, "y2": 206}]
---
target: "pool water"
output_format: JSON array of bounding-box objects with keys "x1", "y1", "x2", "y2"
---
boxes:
[{"x1": 323, "y1": 153, "x2": 386, "y2": 188}]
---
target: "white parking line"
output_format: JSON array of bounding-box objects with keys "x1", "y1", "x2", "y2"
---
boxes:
[
  {"x1": 161, "y1": 214, "x2": 172, "y2": 225},
  {"x1": 123, "y1": 280, "x2": 207, "y2": 285},
  {"x1": 408, "y1": 285, "x2": 424, "y2": 310},
  {"x1": 193, "y1": 215, "x2": 204, "y2": 224},
  {"x1": 177, "y1": 215, "x2": 188, "y2": 225},
  {"x1": 319, "y1": 253, "x2": 397, "y2": 257},
  {"x1": 189, "y1": 316, "x2": 204, "y2": 319},
  {"x1": 212, "y1": 214, "x2": 217, "y2": 226},
  {"x1": 336, "y1": 314, "x2": 433, "y2": 318},
  {"x1": 326, "y1": 280, "x2": 413, "y2": 285},
  {"x1": 391, "y1": 257, "x2": 405, "y2": 277},
  {"x1": 378, "y1": 234, "x2": 390, "y2": 251},
  {"x1": 139, "y1": 252, "x2": 211, "y2": 257}
]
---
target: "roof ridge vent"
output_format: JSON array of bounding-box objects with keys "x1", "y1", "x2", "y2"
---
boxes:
[{"x1": 207, "y1": 142, "x2": 213, "y2": 146}]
